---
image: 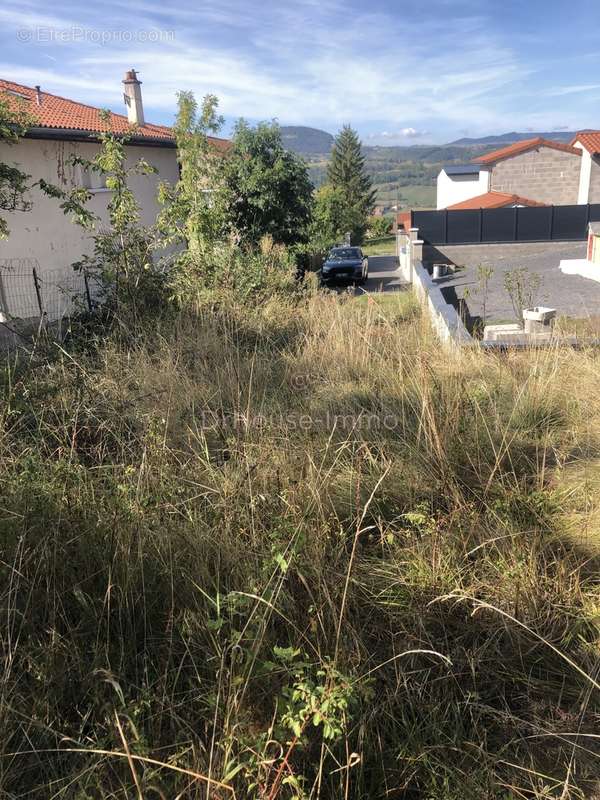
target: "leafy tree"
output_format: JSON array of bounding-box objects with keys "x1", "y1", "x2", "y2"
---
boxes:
[
  {"x1": 0, "y1": 97, "x2": 33, "y2": 238},
  {"x1": 326, "y1": 125, "x2": 376, "y2": 243},
  {"x1": 219, "y1": 120, "x2": 313, "y2": 246},
  {"x1": 157, "y1": 91, "x2": 225, "y2": 261},
  {"x1": 504, "y1": 267, "x2": 542, "y2": 325},
  {"x1": 309, "y1": 184, "x2": 362, "y2": 252},
  {"x1": 367, "y1": 215, "x2": 392, "y2": 239}
]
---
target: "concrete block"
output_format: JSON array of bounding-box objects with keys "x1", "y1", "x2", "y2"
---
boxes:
[
  {"x1": 485, "y1": 330, "x2": 552, "y2": 345},
  {"x1": 483, "y1": 323, "x2": 522, "y2": 341},
  {"x1": 523, "y1": 306, "x2": 556, "y2": 334},
  {"x1": 489, "y1": 146, "x2": 580, "y2": 205},
  {"x1": 432, "y1": 263, "x2": 450, "y2": 280}
]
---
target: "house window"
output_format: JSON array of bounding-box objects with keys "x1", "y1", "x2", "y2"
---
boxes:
[{"x1": 81, "y1": 166, "x2": 109, "y2": 192}]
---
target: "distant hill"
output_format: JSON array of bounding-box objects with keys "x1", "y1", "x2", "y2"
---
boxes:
[
  {"x1": 281, "y1": 126, "x2": 586, "y2": 213},
  {"x1": 279, "y1": 125, "x2": 496, "y2": 162},
  {"x1": 280, "y1": 126, "x2": 582, "y2": 156},
  {"x1": 280, "y1": 126, "x2": 334, "y2": 154},
  {"x1": 363, "y1": 144, "x2": 490, "y2": 163},
  {"x1": 450, "y1": 131, "x2": 579, "y2": 146}
]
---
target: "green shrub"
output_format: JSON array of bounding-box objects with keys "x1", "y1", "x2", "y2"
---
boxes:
[{"x1": 366, "y1": 215, "x2": 392, "y2": 238}]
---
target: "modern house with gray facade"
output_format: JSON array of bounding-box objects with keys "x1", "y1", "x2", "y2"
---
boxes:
[{"x1": 437, "y1": 136, "x2": 586, "y2": 210}]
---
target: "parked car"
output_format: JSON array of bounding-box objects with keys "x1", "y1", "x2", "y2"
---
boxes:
[{"x1": 320, "y1": 247, "x2": 369, "y2": 286}]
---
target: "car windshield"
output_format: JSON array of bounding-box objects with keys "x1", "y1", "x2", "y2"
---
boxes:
[{"x1": 329, "y1": 248, "x2": 360, "y2": 260}]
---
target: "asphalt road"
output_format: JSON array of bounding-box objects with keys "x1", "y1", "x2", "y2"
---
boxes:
[{"x1": 325, "y1": 255, "x2": 404, "y2": 295}]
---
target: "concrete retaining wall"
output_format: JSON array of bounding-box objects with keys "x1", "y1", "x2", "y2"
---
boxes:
[
  {"x1": 412, "y1": 262, "x2": 473, "y2": 347},
  {"x1": 397, "y1": 229, "x2": 472, "y2": 348}
]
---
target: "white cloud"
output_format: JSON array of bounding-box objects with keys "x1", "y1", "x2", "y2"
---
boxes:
[
  {"x1": 368, "y1": 128, "x2": 429, "y2": 142},
  {"x1": 545, "y1": 84, "x2": 600, "y2": 97},
  {"x1": 1, "y1": 0, "x2": 588, "y2": 139}
]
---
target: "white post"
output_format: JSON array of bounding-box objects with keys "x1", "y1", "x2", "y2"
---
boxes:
[{"x1": 408, "y1": 228, "x2": 422, "y2": 283}]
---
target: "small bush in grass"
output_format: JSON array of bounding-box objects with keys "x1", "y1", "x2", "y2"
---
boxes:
[
  {"x1": 504, "y1": 267, "x2": 543, "y2": 325},
  {"x1": 168, "y1": 234, "x2": 298, "y2": 309}
]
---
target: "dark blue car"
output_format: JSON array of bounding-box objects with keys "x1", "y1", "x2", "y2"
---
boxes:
[{"x1": 321, "y1": 247, "x2": 369, "y2": 287}]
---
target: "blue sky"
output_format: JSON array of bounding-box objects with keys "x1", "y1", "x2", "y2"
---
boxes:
[{"x1": 1, "y1": 0, "x2": 600, "y2": 144}]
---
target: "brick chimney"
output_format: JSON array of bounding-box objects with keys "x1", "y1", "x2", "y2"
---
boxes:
[{"x1": 122, "y1": 69, "x2": 144, "y2": 126}]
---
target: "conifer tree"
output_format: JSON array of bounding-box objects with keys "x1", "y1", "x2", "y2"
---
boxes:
[{"x1": 326, "y1": 125, "x2": 376, "y2": 243}]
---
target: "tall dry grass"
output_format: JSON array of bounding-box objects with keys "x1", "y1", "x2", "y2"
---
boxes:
[{"x1": 1, "y1": 287, "x2": 600, "y2": 799}]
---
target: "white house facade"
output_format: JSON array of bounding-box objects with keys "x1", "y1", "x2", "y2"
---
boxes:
[
  {"x1": 573, "y1": 133, "x2": 600, "y2": 205},
  {"x1": 436, "y1": 164, "x2": 490, "y2": 209},
  {"x1": 0, "y1": 71, "x2": 227, "y2": 322}
]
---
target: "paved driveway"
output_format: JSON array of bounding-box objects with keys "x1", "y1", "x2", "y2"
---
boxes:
[
  {"x1": 325, "y1": 255, "x2": 405, "y2": 295},
  {"x1": 431, "y1": 242, "x2": 600, "y2": 322},
  {"x1": 364, "y1": 255, "x2": 405, "y2": 292}
]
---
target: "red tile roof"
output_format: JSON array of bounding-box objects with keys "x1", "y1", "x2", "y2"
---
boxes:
[
  {"x1": 473, "y1": 137, "x2": 581, "y2": 165},
  {"x1": 446, "y1": 191, "x2": 547, "y2": 210},
  {"x1": 571, "y1": 131, "x2": 600, "y2": 155},
  {"x1": 0, "y1": 78, "x2": 229, "y2": 150}
]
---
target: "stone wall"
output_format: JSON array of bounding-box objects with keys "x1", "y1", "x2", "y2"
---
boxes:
[{"x1": 490, "y1": 147, "x2": 581, "y2": 205}]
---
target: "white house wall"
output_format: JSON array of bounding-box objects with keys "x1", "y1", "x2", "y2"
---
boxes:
[
  {"x1": 0, "y1": 137, "x2": 179, "y2": 319},
  {"x1": 436, "y1": 168, "x2": 490, "y2": 209},
  {"x1": 574, "y1": 141, "x2": 591, "y2": 204}
]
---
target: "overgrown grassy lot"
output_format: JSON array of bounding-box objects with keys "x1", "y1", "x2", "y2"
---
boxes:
[{"x1": 2, "y1": 287, "x2": 600, "y2": 799}]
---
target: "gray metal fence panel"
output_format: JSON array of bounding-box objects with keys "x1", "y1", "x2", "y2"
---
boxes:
[
  {"x1": 482, "y1": 208, "x2": 515, "y2": 242},
  {"x1": 515, "y1": 207, "x2": 553, "y2": 241},
  {"x1": 447, "y1": 210, "x2": 480, "y2": 244},
  {"x1": 412, "y1": 203, "x2": 600, "y2": 245}
]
